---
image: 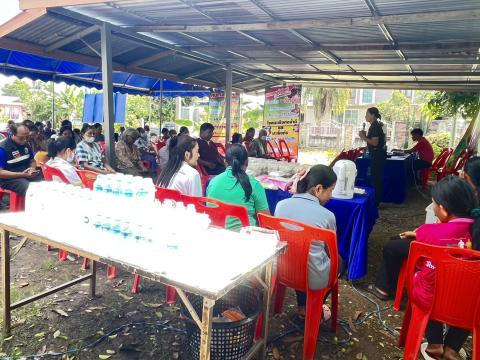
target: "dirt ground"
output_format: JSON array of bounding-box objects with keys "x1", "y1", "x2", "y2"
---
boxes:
[{"x1": 0, "y1": 187, "x2": 470, "y2": 360}]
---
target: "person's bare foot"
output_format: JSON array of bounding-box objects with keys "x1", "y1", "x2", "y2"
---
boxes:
[
  {"x1": 425, "y1": 344, "x2": 443, "y2": 359},
  {"x1": 443, "y1": 346, "x2": 463, "y2": 360}
]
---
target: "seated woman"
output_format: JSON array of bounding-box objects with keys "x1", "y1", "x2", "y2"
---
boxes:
[
  {"x1": 75, "y1": 124, "x2": 115, "y2": 175},
  {"x1": 207, "y1": 144, "x2": 270, "y2": 230},
  {"x1": 374, "y1": 158, "x2": 480, "y2": 302},
  {"x1": 45, "y1": 136, "x2": 83, "y2": 186},
  {"x1": 115, "y1": 128, "x2": 148, "y2": 177},
  {"x1": 408, "y1": 176, "x2": 478, "y2": 360},
  {"x1": 274, "y1": 165, "x2": 337, "y2": 318},
  {"x1": 157, "y1": 135, "x2": 201, "y2": 197},
  {"x1": 28, "y1": 124, "x2": 49, "y2": 165}
]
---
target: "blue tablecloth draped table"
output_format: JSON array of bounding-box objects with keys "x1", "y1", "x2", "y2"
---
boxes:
[
  {"x1": 355, "y1": 155, "x2": 414, "y2": 204},
  {"x1": 265, "y1": 187, "x2": 378, "y2": 280}
]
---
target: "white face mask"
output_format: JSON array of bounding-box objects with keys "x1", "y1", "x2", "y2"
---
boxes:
[
  {"x1": 67, "y1": 154, "x2": 74, "y2": 163},
  {"x1": 261, "y1": 136, "x2": 267, "y2": 141},
  {"x1": 85, "y1": 136, "x2": 95, "y2": 143}
]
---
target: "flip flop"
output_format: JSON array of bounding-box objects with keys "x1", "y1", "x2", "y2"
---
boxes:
[
  {"x1": 367, "y1": 284, "x2": 390, "y2": 301},
  {"x1": 420, "y1": 343, "x2": 441, "y2": 360}
]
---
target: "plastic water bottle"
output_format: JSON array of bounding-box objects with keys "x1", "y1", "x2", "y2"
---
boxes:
[
  {"x1": 113, "y1": 178, "x2": 123, "y2": 197},
  {"x1": 123, "y1": 180, "x2": 134, "y2": 198},
  {"x1": 103, "y1": 176, "x2": 113, "y2": 194},
  {"x1": 94, "y1": 175, "x2": 104, "y2": 192}
]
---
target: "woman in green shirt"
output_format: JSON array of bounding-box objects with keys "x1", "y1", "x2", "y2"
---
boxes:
[{"x1": 207, "y1": 144, "x2": 270, "y2": 230}]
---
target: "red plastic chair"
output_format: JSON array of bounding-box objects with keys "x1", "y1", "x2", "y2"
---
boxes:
[
  {"x1": 76, "y1": 169, "x2": 98, "y2": 190},
  {"x1": 398, "y1": 242, "x2": 480, "y2": 360},
  {"x1": 215, "y1": 142, "x2": 226, "y2": 157},
  {"x1": 165, "y1": 196, "x2": 249, "y2": 303},
  {"x1": 435, "y1": 148, "x2": 470, "y2": 181},
  {"x1": 278, "y1": 139, "x2": 297, "y2": 162},
  {"x1": 258, "y1": 213, "x2": 339, "y2": 360},
  {"x1": 196, "y1": 164, "x2": 215, "y2": 195},
  {"x1": 421, "y1": 148, "x2": 453, "y2": 188},
  {"x1": 267, "y1": 140, "x2": 281, "y2": 160},
  {"x1": 0, "y1": 188, "x2": 25, "y2": 212}
]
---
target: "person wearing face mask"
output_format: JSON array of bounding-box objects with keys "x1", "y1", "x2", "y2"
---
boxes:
[
  {"x1": 115, "y1": 128, "x2": 148, "y2": 177},
  {"x1": 274, "y1": 165, "x2": 337, "y2": 318},
  {"x1": 75, "y1": 124, "x2": 115, "y2": 175},
  {"x1": 27, "y1": 124, "x2": 49, "y2": 166},
  {"x1": 46, "y1": 136, "x2": 83, "y2": 186},
  {"x1": 157, "y1": 135, "x2": 202, "y2": 197},
  {"x1": 135, "y1": 127, "x2": 158, "y2": 174},
  {"x1": 0, "y1": 124, "x2": 42, "y2": 196},
  {"x1": 359, "y1": 107, "x2": 386, "y2": 206},
  {"x1": 251, "y1": 129, "x2": 270, "y2": 158}
]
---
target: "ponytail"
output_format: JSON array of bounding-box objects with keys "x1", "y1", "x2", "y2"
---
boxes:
[
  {"x1": 465, "y1": 157, "x2": 480, "y2": 250},
  {"x1": 157, "y1": 135, "x2": 197, "y2": 188},
  {"x1": 226, "y1": 144, "x2": 252, "y2": 201},
  {"x1": 367, "y1": 107, "x2": 381, "y2": 120}
]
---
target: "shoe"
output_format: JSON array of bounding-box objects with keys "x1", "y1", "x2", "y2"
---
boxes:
[{"x1": 368, "y1": 284, "x2": 390, "y2": 301}]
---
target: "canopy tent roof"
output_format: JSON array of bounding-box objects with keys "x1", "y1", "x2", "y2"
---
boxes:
[
  {"x1": 0, "y1": 48, "x2": 210, "y2": 97},
  {"x1": 0, "y1": 0, "x2": 479, "y2": 91}
]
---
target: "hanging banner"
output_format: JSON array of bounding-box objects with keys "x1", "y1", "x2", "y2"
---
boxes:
[
  {"x1": 447, "y1": 97, "x2": 480, "y2": 167},
  {"x1": 263, "y1": 85, "x2": 302, "y2": 157},
  {"x1": 208, "y1": 92, "x2": 241, "y2": 143}
]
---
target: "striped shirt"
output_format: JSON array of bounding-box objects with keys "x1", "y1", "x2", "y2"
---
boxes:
[{"x1": 75, "y1": 140, "x2": 104, "y2": 169}]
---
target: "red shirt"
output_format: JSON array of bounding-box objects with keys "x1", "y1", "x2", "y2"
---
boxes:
[
  {"x1": 197, "y1": 138, "x2": 220, "y2": 164},
  {"x1": 413, "y1": 137, "x2": 434, "y2": 163}
]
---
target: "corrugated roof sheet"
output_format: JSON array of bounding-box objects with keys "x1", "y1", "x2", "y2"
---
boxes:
[{"x1": 0, "y1": 0, "x2": 478, "y2": 91}]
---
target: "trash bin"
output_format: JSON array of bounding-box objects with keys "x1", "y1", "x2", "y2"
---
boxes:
[{"x1": 181, "y1": 285, "x2": 261, "y2": 360}]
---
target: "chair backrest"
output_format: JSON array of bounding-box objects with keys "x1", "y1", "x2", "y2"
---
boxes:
[
  {"x1": 41, "y1": 164, "x2": 70, "y2": 184},
  {"x1": 183, "y1": 195, "x2": 249, "y2": 228},
  {"x1": 97, "y1": 141, "x2": 106, "y2": 155},
  {"x1": 76, "y1": 169, "x2": 98, "y2": 190},
  {"x1": 448, "y1": 148, "x2": 472, "y2": 172},
  {"x1": 258, "y1": 213, "x2": 338, "y2": 292},
  {"x1": 267, "y1": 140, "x2": 280, "y2": 159},
  {"x1": 155, "y1": 186, "x2": 184, "y2": 203},
  {"x1": 431, "y1": 148, "x2": 451, "y2": 169},
  {"x1": 215, "y1": 142, "x2": 226, "y2": 157},
  {"x1": 405, "y1": 242, "x2": 480, "y2": 328},
  {"x1": 278, "y1": 139, "x2": 292, "y2": 157}
]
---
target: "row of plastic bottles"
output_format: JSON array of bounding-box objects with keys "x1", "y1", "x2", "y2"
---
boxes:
[{"x1": 24, "y1": 180, "x2": 211, "y2": 253}]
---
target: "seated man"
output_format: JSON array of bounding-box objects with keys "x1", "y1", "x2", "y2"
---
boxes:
[
  {"x1": 197, "y1": 123, "x2": 226, "y2": 175},
  {"x1": 400, "y1": 128, "x2": 434, "y2": 171},
  {"x1": 251, "y1": 129, "x2": 270, "y2": 158},
  {"x1": 0, "y1": 124, "x2": 42, "y2": 196},
  {"x1": 243, "y1": 127, "x2": 255, "y2": 155},
  {"x1": 116, "y1": 128, "x2": 148, "y2": 177}
]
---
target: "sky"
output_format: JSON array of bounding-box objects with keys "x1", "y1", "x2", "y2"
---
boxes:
[{"x1": 0, "y1": 1, "x2": 21, "y2": 89}]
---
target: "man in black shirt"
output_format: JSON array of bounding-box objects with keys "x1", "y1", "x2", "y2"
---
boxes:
[
  {"x1": 359, "y1": 107, "x2": 386, "y2": 206},
  {"x1": 0, "y1": 124, "x2": 42, "y2": 196}
]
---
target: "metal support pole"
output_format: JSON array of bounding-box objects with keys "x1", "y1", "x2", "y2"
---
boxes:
[
  {"x1": 225, "y1": 65, "x2": 233, "y2": 144},
  {"x1": 101, "y1": 22, "x2": 115, "y2": 167},
  {"x1": 51, "y1": 78, "x2": 55, "y2": 129},
  {"x1": 159, "y1": 79, "x2": 163, "y2": 130}
]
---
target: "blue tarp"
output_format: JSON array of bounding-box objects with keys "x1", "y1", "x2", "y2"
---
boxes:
[
  {"x1": 82, "y1": 93, "x2": 127, "y2": 124},
  {"x1": 0, "y1": 48, "x2": 211, "y2": 97}
]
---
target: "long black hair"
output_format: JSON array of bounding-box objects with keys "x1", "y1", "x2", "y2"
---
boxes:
[
  {"x1": 297, "y1": 165, "x2": 337, "y2": 194},
  {"x1": 367, "y1": 107, "x2": 382, "y2": 120},
  {"x1": 157, "y1": 135, "x2": 197, "y2": 187},
  {"x1": 226, "y1": 144, "x2": 252, "y2": 201},
  {"x1": 465, "y1": 156, "x2": 480, "y2": 195},
  {"x1": 47, "y1": 136, "x2": 76, "y2": 158},
  {"x1": 431, "y1": 175, "x2": 480, "y2": 249}
]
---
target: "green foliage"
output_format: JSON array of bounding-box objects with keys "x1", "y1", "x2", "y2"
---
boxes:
[
  {"x1": 242, "y1": 106, "x2": 264, "y2": 131},
  {"x1": 175, "y1": 119, "x2": 193, "y2": 126},
  {"x1": 302, "y1": 88, "x2": 351, "y2": 120},
  {"x1": 1, "y1": 79, "x2": 84, "y2": 124},
  {"x1": 426, "y1": 132, "x2": 450, "y2": 157},
  {"x1": 422, "y1": 91, "x2": 480, "y2": 120},
  {"x1": 377, "y1": 90, "x2": 412, "y2": 123},
  {"x1": 125, "y1": 95, "x2": 176, "y2": 129}
]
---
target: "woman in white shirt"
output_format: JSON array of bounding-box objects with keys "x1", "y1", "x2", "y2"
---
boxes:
[
  {"x1": 46, "y1": 136, "x2": 83, "y2": 186},
  {"x1": 156, "y1": 135, "x2": 202, "y2": 197}
]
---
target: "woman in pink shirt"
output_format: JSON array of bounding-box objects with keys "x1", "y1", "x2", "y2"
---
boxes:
[{"x1": 409, "y1": 175, "x2": 479, "y2": 360}]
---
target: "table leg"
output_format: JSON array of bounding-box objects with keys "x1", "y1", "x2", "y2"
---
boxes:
[
  {"x1": 199, "y1": 297, "x2": 215, "y2": 360},
  {"x1": 1, "y1": 230, "x2": 11, "y2": 337},
  {"x1": 89, "y1": 260, "x2": 97, "y2": 299},
  {"x1": 261, "y1": 261, "x2": 273, "y2": 359}
]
